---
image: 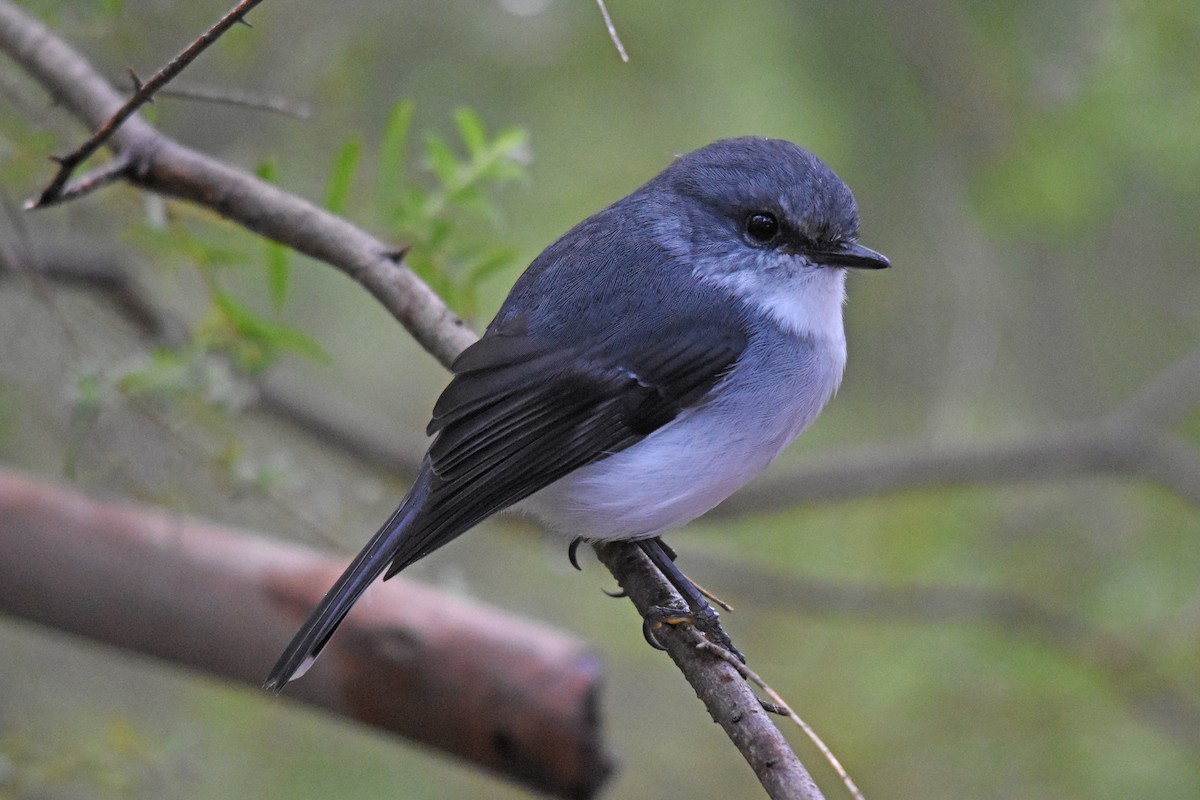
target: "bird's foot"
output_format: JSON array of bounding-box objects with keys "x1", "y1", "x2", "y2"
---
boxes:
[{"x1": 641, "y1": 603, "x2": 745, "y2": 663}]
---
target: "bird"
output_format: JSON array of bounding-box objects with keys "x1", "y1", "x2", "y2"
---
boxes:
[{"x1": 264, "y1": 136, "x2": 889, "y2": 692}]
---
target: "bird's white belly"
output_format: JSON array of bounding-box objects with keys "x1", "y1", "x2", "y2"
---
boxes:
[{"x1": 524, "y1": 333, "x2": 844, "y2": 540}]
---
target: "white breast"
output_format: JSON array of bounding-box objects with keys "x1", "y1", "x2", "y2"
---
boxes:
[{"x1": 524, "y1": 320, "x2": 847, "y2": 541}]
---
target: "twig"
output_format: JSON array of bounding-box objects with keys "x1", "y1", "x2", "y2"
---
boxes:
[
  {"x1": 1114, "y1": 348, "x2": 1200, "y2": 428},
  {"x1": 40, "y1": 151, "x2": 135, "y2": 205},
  {"x1": 593, "y1": 542, "x2": 828, "y2": 800},
  {"x1": 28, "y1": 0, "x2": 267, "y2": 208},
  {"x1": 159, "y1": 82, "x2": 312, "y2": 119},
  {"x1": 698, "y1": 641, "x2": 865, "y2": 800},
  {"x1": 255, "y1": 382, "x2": 427, "y2": 477},
  {"x1": 594, "y1": 0, "x2": 629, "y2": 63}
]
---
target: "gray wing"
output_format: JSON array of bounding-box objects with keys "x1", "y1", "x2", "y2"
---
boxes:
[{"x1": 381, "y1": 318, "x2": 747, "y2": 576}]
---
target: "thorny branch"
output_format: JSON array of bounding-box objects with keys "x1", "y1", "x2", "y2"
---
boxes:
[{"x1": 28, "y1": 0, "x2": 267, "y2": 208}]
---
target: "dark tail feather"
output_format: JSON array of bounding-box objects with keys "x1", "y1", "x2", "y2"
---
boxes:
[{"x1": 263, "y1": 466, "x2": 434, "y2": 693}]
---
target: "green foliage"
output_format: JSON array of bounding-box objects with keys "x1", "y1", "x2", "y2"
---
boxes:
[
  {"x1": 254, "y1": 158, "x2": 291, "y2": 309},
  {"x1": 323, "y1": 137, "x2": 362, "y2": 214},
  {"x1": 73, "y1": 210, "x2": 325, "y2": 492},
  {"x1": 370, "y1": 103, "x2": 529, "y2": 318},
  {"x1": 201, "y1": 288, "x2": 327, "y2": 375},
  {"x1": 127, "y1": 213, "x2": 328, "y2": 379},
  {"x1": 39, "y1": 101, "x2": 519, "y2": 498}
]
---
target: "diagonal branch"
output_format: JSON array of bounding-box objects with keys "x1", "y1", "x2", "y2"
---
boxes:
[
  {"x1": 593, "y1": 0, "x2": 629, "y2": 63},
  {"x1": 28, "y1": 0, "x2": 267, "y2": 208},
  {"x1": 0, "y1": 0, "x2": 474, "y2": 368},
  {"x1": 593, "y1": 543, "x2": 827, "y2": 800}
]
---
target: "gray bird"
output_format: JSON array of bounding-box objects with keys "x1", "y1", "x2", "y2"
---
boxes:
[{"x1": 265, "y1": 136, "x2": 888, "y2": 691}]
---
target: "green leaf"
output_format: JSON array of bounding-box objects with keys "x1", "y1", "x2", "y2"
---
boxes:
[
  {"x1": 424, "y1": 134, "x2": 459, "y2": 186},
  {"x1": 492, "y1": 126, "x2": 529, "y2": 153},
  {"x1": 454, "y1": 107, "x2": 487, "y2": 156},
  {"x1": 116, "y1": 348, "x2": 190, "y2": 398},
  {"x1": 463, "y1": 247, "x2": 518, "y2": 294},
  {"x1": 254, "y1": 160, "x2": 291, "y2": 308},
  {"x1": 378, "y1": 101, "x2": 414, "y2": 215},
  {"x1": 397, "y1": 185, "x2": 427, "y2": 225},
  {"x1": 491, "y1": 127, "x2": 531, "y2": 172},
  {"x1": 254, "y1": 157, "x2": 278, "y2": 182},
  {"x1": 212, "y1": 289, "x2": 329, "y2": 373},
  {"x1": 325, "y1": 138, "x2": 362, "y2": 213},
  {"x1": 264, "y1": 240, "x2": 290, "y2": 309},
  {"x1": 368, "y1": 106, "x2": 531, "y2": 318}
]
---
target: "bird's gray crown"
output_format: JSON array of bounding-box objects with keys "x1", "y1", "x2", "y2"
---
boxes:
[{"x1": 649, "y1": 136, "x2": 861, "y2": 250}]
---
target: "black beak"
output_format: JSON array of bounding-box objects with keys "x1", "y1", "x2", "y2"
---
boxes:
[{"x1": 810, "y1": 241, "x2": 890, "y2": 270}]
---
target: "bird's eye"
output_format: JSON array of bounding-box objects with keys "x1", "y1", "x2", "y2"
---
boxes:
[{"x1": 744, "y1": 212, "x2": 780, "y2": 244}]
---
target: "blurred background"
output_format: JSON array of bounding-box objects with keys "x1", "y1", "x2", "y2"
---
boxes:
[{"x1": 2, "y1": 0, "x2": 1199, "y2": 797}]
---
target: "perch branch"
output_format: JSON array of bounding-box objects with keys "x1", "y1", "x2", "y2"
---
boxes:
[{"x1": 593, "y1": 542, "x2": 827, "y2": 800}]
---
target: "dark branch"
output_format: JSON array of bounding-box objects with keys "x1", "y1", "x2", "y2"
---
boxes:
[
  {"x1": 27, "y1": 0, "x2": 267, "y2": 208},
  {"x1": 37, "y1": 152, "x2": 135, "y2": 207}
]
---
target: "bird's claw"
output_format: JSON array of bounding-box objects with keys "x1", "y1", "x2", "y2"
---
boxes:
[
  {"x1": 642, "y1": 603, "x2": 746, "y2": 663},
  {"x1": 641, "y1": 617, "x2": 667, "y2": 651},
  {"x1": 567, "y1": 537, "x2": 585, "y2": 571}
]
